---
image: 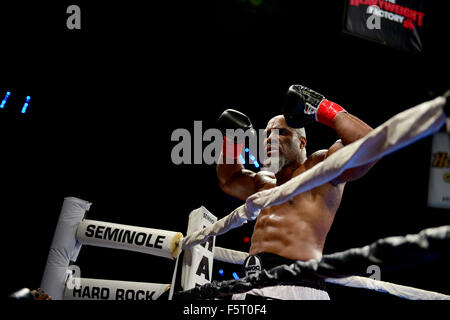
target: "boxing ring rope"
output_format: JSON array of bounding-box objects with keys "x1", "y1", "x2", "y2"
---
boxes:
[
  {"x1": 184, "y1": 225, "x2": 450, "y2": 300},
  {"x1": 180, "y1": 96, "x2": 448, "y2": 250},
  {"x1": 213, "y1": 234, "x2": 450, "y2": 300},
  {"x1": 325, "y1": 276, "x2": 449, "y2": 300},
  {"x1": 214, "y1": 247, "x2": 248, "y2": 264}
]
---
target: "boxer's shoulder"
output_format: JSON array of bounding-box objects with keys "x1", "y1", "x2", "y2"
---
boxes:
[
  {"x1": 304, "y1": 149, "x2": 328, "y2": 169},
  {"x1": 255, "y1": 170, "x2": 277, "y2": 191}
]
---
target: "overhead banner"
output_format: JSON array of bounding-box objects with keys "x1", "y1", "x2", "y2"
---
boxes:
[
  {"x1": 428, "y1": 132, "x2": 450, "y2": 209},
  {"x1": 344, "y1": 0, "x2": 425, "y2": 54}
]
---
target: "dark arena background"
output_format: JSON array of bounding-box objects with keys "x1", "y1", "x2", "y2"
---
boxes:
[{"x1": 1, "y1": 0, "x2": 449, "y2": 313}]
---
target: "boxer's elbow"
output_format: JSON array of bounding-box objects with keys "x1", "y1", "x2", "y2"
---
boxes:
[
  {"x1": 335, "y1": 112, "x2": 374, "y2": 145},
  {"x1": 217, "y1": 168, "x2": 256, "y2": 201},
  {"x1": 359, "y1": 126, "x2": 373, "y2": 140},
  {"x1": 217, "y1": 163, "x2": 235, "y2": 189},
  {"x1": 218, "y1": 179, "x2": 242, "y2": 200},
  {"x1": 343, "y1": 126, "x2": 373, "y2": 146},
  {"x1": 332, "y1": 161, "x2": 377, "y2": 184},
  {"x1": 219, "y1": 180, "x2": 234, "y2": 196}
]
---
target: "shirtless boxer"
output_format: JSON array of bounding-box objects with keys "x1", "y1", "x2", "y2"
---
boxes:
[{"x1": 217, "y1": 85, "x2": 376, "y2": 300}]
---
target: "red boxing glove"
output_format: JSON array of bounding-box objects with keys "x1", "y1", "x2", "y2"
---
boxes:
[
  {"x1": 218, "y1": 109, "x2": 254, "y2": 162},
  {"x1": 316, "y1": 99, "x2": 346, "y2": 128}
]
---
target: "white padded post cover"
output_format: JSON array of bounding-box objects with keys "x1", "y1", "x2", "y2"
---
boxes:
[{"x1": 40, "y1": 197, "x2": 92, "y2": 300}]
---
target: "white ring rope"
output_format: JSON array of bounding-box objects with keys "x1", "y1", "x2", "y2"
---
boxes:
[
  {"x1": 179, "y1": 208, "x2": 248, "y2": 250},
  {"x1": 326, "y1": 276, "x2": 450, "y2": 300},
  {"x1": 181, "y1": 96, "x2": 447, "y2": 250},
  {"x1": 214, "y1": 246, "x2": 249, "y2": 264}
]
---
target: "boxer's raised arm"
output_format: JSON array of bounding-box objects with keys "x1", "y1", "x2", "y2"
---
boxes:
[
  {"x1": 325, "y1": 112, "x2": 376, "y2": 185},
  {"x1": 216, "y1": 109, "x2": 258, "y2": 201},
  {"x1": 283, "y1": 85, "x2": 377, "y2": 185},
  {"x1": 217, "y1": 154, "x2": 257, "y2": 201}
]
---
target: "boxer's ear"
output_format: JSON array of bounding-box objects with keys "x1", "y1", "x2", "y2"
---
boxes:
[{"x1": 300, "y1": 136, "x2": 307, "y2": 149}]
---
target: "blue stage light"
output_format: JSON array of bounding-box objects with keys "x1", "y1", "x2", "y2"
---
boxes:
[
  {"x1": 232, "y1": 272, "x2": 239, "y2": 280},
  {"x1": 244, "y1": 148, "x2": 260, "y2": 169},
  {"x1": 219, "y1": 269, "x2": 224, "y2": 276},
  {"x1": 21, "y1": 96, "x2": 31, "y2": 114},
  {"x1": 0, "y1": 91, "x2": 11, "y2": 109}
]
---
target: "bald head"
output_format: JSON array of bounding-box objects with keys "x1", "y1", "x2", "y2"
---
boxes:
[{"x1": 266, "y1": 115, "x2": 306, "y2": 143}]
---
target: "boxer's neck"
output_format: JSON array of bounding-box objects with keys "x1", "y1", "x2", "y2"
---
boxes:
[{"x1": 276, "y1": 161, "x2": 301, "y2": 185}]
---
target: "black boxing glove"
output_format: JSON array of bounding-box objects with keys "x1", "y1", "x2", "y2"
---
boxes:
[
  {"x1": 217, "y1": 109, "x2": 255, "y2": 160},
  {"x1": 283, "y1": 85, "x2": 346, "y2": 128}
]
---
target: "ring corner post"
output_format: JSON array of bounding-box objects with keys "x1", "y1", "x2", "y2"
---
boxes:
[
  {"x1": 181, "y1": 207, "x2": 217, "y2": 291},
  {"x1": 40, "y1": 197, "x2": 92, "y2": 300}
]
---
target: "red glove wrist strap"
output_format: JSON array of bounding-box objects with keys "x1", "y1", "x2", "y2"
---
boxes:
[
  {"x1": 222, "y1": 137, "x2": 244, "y2": 160},
  {"x1": 317, "y1": 99, "x2": 345, "y2": 128}
]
